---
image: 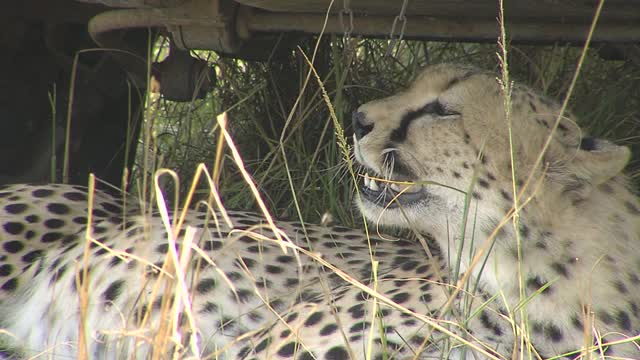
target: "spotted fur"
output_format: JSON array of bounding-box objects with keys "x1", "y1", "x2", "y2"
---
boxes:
[{"x1": 0, "y1": 184, "x2": 505, "y2": 359}]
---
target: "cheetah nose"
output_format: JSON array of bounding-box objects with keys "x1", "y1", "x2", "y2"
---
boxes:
[{"x1": 352, "y1": 111, "x2": 373, "y2": 140}]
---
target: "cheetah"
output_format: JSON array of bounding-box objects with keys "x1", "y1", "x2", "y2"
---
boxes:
[
  {"x1": 0, "y1": 184, "x2": 500, "y2": 359},
  {"x1": 0, "y1": 63, "x2": 636, "y2": 359},
  {"x1": 354, "y1": 63, "x2": 640, "y2": 357}
]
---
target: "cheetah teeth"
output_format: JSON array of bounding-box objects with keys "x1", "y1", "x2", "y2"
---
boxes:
[
  {"x1": 363, "y1": 173, "x2": 421, "y2": 194},
  {"x1": 363, "y1": 173, "x2": 379, "y2": 191}
]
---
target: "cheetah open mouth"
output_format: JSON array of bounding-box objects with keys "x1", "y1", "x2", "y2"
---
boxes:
[{"x1": 359, "y1": 173, "x2": 428, "y2": 208}]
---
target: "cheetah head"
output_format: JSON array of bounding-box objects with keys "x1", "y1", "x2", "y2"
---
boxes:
[{"x1": 353, "y1": 63, "x2": 631, "y2": 248}]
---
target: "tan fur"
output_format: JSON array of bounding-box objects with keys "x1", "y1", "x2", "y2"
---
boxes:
[{"x1": 355, "y1": 63, "x2": 640, "y2": 357}]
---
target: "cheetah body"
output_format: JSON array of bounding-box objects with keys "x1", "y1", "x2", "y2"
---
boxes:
[{"x1": 0, "y1": 184, "x2": 491, "y2": 359}]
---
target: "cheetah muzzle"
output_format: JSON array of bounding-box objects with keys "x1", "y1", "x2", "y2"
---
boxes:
[{"x1": 358, "y1": 172, "x2": 431, "y2": 208}]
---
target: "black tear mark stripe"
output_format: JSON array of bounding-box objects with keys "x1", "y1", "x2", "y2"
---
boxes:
[
  {"x1": 390, "y1": 98, "x2": 461, "y2": 142},
  {"x1": 391, "y1": 101, "x2": 442, "y2": 142}
]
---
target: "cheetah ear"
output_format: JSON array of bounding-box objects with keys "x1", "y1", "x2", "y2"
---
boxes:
[{"x1": 573, "y1": 137, "x2": 631, "y2": 184}]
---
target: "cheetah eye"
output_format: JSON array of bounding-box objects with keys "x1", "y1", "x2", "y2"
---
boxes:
[{"x1": 422, "y1": 100, "x2": 459, "y2": 117}]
